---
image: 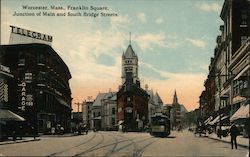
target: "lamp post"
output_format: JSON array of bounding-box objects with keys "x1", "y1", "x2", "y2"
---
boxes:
[{"x1": 216, "y1": 70, "x2": 222, "y2": 139}]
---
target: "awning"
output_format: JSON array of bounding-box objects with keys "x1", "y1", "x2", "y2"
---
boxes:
[
  {"x1": 230, "y1": 104, "x2": 249, "y2": 121},
  {"x1": 55, "y1": 97, "x2": 71, "y2": 109},
  {"x1": 208, "y1": 115, "x2": 221, "y2": 125},
  {"x1": 221, "y1": 115, "x2": 229, "y2": 121},
  {"x1": 93, "y1": 116, "x2": 101, "y2": 120},
  {"x1": 118, "y1": 120, "x2": 124, "y2": 125},
  {"x1": 204, "y1": 116, "x2": 213, "y2": 125},
  {"x1": 0, "y1": 109, "x2": 25, "y2": 121}
]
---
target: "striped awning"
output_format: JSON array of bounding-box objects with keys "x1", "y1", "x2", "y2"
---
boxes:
[
  {"x1": 0, "y1": 109, "x2": 25, "y2": 121},
  {"x1": 230, "y1": 104, "x2": 249, "y2": 121}
]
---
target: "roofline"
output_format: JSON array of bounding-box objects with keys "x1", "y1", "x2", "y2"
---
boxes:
[{"x1": 1, "y1": 43, "x2": 71, "y2": 79}]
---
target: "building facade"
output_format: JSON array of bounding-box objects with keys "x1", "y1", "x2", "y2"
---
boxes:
[
  {"x1": 170, "y1": 91, "x2": 187, "y2": 129},
  {"x1": 1, "y1": 43, "x2": 72, "y2": 134},
  {"x1": 200, "y1": 0, "x2": 249, "y2": 135},
  {"x1": 101, "y1": 92, "x2": 117, "y2": 130},
  {"x1": 145, "y1": 85, "x2": 163, "y2": 124},
  {"x1": 117, "y1": 44, "x2": 149, "y2": 131}
]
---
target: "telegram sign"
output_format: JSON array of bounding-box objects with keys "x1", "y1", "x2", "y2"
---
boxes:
[{"x1": 9, "y1": 25, "x2": 53, "y2": 46}]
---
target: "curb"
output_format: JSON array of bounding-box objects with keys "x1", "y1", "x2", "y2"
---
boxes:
[
  {"x1": 0, "y1": 138, "x2": 40, "y2": 146},
  {"x1": 207, "y1": 136, "x2": 249, "y2": 149},
  {"x1": 40, "y1": 133, "x2": 82, "y2": 138}
]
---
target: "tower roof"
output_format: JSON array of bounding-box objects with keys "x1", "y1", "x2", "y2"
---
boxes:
[
  {"x1": 124, "y1": 44, "x2": 137, "y2": 58},
  {"x1": 173, "y1": 90, "x2": 179, "y2": 104}
]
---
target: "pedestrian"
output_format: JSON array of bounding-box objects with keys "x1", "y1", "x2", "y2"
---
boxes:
[
  {"x1": 230, "y1": 123, "x2": 239, "y2": 149},
  {"x1": 51, "y1": 127, "x2": 55, "y2": 135},
  {"x1": 12, "y1": 130, "x2": 16, "y2": 141},
  {"x1": 31, "y1": 126, "x2": 36, "y2": 140},
  {"x1": 19, "y1": 125, "x2": 23, "y2": 140}
]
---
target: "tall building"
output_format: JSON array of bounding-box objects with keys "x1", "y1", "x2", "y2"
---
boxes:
[
  {"x1": 1, "y1": 43, "x2": 72, "y2": 134},
  {"x1": 200, "y1": 0, "x2": 249, "y2": 136},
  {"x1": 117, "y1": 44, "x2": 149, "y2": 131}
]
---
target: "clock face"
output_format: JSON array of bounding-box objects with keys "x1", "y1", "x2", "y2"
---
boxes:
[{"x1": 125, "y1": 107, "x2": 133, "y2": 113}]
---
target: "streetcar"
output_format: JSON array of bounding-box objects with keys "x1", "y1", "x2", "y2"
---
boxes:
[{"x1": 150, "y1": 114, "x2": 171, "y2": 137}]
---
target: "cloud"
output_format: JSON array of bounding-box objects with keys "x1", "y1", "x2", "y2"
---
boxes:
[
  {"x1": 186, "y1": 38, "x2": 206, "y2": 49},
  {"x1": 156, "y1": 17, "x2": 163, "y2": 24},
  {"x1": 139, "y1": 62, "x2": 206, "y2": 111},
  {"x1": 140, "y1": 62, "x2": 168, "y2": 81},
  {"x1": 53, "y1": 29, "x2": 131, "y2": 109},
  {"x1": 136, "y1": 12, "x2": 147, "y2": 23},
  {"x1": 111, "y1": 15, "x2": 131, "y2": 30},
  {"x1": 135, "y1": 33, "x2": 167, "y2": 51},
  {"x1": 196, "y1": 3, "x2": 221, "y2": 13}
]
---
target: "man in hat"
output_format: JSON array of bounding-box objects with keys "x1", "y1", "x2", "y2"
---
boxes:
[{"x1": 230, "y1": 123, "x2": 239, "y2": 149}]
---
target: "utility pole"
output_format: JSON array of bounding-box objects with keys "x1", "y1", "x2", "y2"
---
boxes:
[{"x1": 75, "y1": 102, "x2": 82, "y2": 129}]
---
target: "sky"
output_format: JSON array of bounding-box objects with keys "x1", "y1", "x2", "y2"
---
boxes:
[{"x1": 1, "y1": 0, "x2": 224, "y2": 111}]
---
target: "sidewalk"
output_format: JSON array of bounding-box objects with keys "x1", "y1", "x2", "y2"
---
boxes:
[
  {"x1": 206, "y1": 133, "x2": 249, "y2": 148},
  {"x1": 0, "y1": 132, "x2": 82, "y2": 145},
  {"x1": 40, "y1": 132, "x2": 81, "y2": 138},
  {"x1": 0, "y1": 137, "x2": 40, "y2": 145}
]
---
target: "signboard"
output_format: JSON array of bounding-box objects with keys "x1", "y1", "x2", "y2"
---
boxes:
[
  {"x1": 18, "y1": 82, "x2": 33, "y2": 111},
  {"x1": 0, "y1": 64, "x2": 10, "y2": 73},
  {"x1": 9, "y1": 25, "x2": 53, "y2": 46}
]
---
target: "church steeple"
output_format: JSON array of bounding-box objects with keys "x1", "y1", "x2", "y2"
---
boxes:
[{"x1": 173, "y1": 90, "x2": 179, "y2": 104}]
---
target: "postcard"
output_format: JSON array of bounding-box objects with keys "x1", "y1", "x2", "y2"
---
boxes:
[{"x1": 0, "y1": 0, "x2": 249, "y2": 156}]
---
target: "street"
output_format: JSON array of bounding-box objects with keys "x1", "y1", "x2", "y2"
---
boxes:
[{"x1": 0, "y1": 131, "x2": 248, "y2": 157}]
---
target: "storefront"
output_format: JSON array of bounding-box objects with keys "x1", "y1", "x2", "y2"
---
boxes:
[
  {"x1": 0, "y1": 62, "x2": 26, "y2": 140},
  {"x1": 230, "y1": 103, "x2": 249, "y2": 137}
]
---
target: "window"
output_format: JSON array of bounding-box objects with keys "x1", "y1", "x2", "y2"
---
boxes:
[
  {"x1": 241, "y1": 36, "x2": 247, "y2": 45},
  {"x1": 112, "y1": 108, "x2": 115, "y2": 115},
  {"x1": 112, "y1": 118, "x2": 115, "y2": 125},
  {"x1": 240, "y1": 10, "x2": 247, "y2": 26},
  {"x1": 18, "y1": 59, "x2": 25, "y2": 66},
  {"x1": 37, "y1": 52, "x2": 46, "y2": 64},
  {"x1": 37, "y1": 71, "x2": 46, "y2": 82}
]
